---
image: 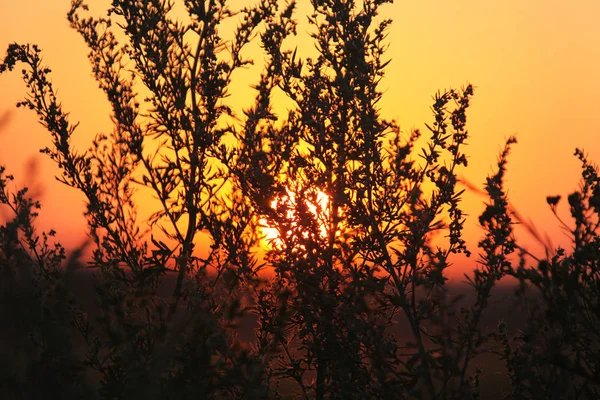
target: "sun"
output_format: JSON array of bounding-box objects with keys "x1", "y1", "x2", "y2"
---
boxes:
[{"x1": 259, "y1": 187, "x2": 330, "y2": 249}]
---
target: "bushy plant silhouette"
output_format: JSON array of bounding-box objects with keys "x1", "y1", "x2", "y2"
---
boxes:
[
  {"x1": 0, "y1": 166, "x2": 92, "y2": 399},
  {"x1": 1, "y1": 0, "x2": 285, "y2": 398},
  {"x1": 1, "y1": 0, "x2": 599, "y2": 399},
  {"x1": 495, "y1": 148, "x2": 600, "y2": 399},
  {"x1": 234, "y1": 1, "x2": 486, "y2": 397}
]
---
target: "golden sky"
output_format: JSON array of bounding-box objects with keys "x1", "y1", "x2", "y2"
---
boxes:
[{"x1": 1, "y1": 0, "x2": 599, "y2": 277}]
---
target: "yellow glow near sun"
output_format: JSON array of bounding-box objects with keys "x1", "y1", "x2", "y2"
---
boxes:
[{"x1": 259, "y1": 188, "x2": 330, "y2": 248}]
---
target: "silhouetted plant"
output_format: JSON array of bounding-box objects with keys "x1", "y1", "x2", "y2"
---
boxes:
[
  {"x1": 2, "y1": 1, "x2": 599, "y2": 400},
  {"x1": 0, "y1": 165, "x2": 90, "y2": 399},
  {"x1": 1, "y1": 0, "x2": 292, "y2": 398},
  {"x1": 497, "y1": 148, "x2": 600, "y2": 399},
  {"x1": 234, "y1": 1, "x2": 513, "y2": 398}
]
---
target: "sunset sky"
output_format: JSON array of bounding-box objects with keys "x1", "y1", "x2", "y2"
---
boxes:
[{"x1": 1, "y1": 0, "x2": 599, "y2": 278}]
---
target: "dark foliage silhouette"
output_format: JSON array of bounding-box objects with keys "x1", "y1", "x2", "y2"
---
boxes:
[
  {"x1": 234, "y1": 1, "x2": 486, "y2": 396},
  {"x1": 1, "y1": 1, "x2": 598, "y2": 399},
  {"x1": 495, "y1": 149, "x2": 600, "y2": 399},
  {"x1": 1, "y1": 0, "x2": 284, "y2": 397}
]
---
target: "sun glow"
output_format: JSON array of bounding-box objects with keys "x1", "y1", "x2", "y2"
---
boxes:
[{"x1": 259, "y1": 188, "x2": 331, "y2": 249}]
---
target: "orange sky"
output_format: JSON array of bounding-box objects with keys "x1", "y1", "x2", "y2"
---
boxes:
[{"x1": 1, "y1": 0, "x2": 599, "y2": 278}]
